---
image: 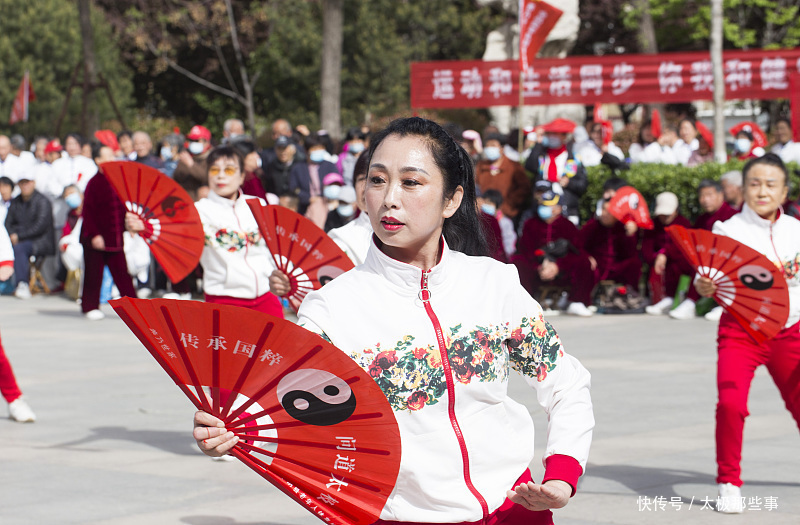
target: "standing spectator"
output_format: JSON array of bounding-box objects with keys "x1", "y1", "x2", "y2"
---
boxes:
[
  {"x1": 0, "y1": 177, "x2": 13, "y2": 224},
  {"x1": 678, "y1": 119, "x2": 699, "y2": 151},
  {"x1": 770, "y1": 117, "x2": 800, "y2": 165},
  {"x1": 575, "y1": 121, "x2": 627, "y2": 171},
  {"x1": 477, "y1": 133, "x2": 531, "y2": 224},
  {"x1": 1, "y1": 224, "x2": 36, "y2": 422},
  {"x1": 525, "y1": 119, "x2": 587, "y2": 225},
  {"x1": 337, "y1": 127, "x2": 367, "y2": 186},
  {"x1": 173, "y1": 125, "x2": 212, "y2": 201},
  {"x1": 32, "y1": 140, "x2": 64, "y2": 201},
  {"x1": 78, "y1": 144, "x2": 137, "y2": 320},
  {"x1": 158, "y1": 132, "x2": 184, "y2": 177},
  {"x1": 327, "y1": 154, "x2": 373, "y2": 266},
  {"x1": 52, "y1": 133, "x2": 98, "y2": 192},
  {"x1": 131, "y1": 131, "x2": 164, "y2": 170},
  {"x1": 0, "y1": 135, "x2": 21, "y2": 182},
  {"x1": 221, "y1": 118, "x2": 245, "y2": 143},
  {"x1": 305, "y1": 135, "x2": 339, "y2": 228},
  {"x1": 117, "y1": 130, "x2": 135, "y2": 160},
  {"x1": 4, "y1": 174, "x2": 55, "y2": 299},
  {"x1": 643, "y1": 192, "x2": 693, "y2": 315},
  {"x1": 657, "y1": 125, "x2": 690, "y2": 165},
  {"x1": 629, "y1": 120, "x2": 671, "y2": 164},
  {"x1": 9, "y1": 135, "x2": 36, "y2": 175},
  {"x1": 719, "y1": 170, "x2": 743, "y2": 211},
  {"x1": 32, "y1": 137, "x2": 49, "y2": 164},
  {"x1": 262, "y1": 136, "x2": 311, "y2": 213},
  {"x1": 687, "y1": 123, "x2": 715, "y2": 167},
  {"x1": 670, "y1": 180, "x2": 738, "y2": 320}
]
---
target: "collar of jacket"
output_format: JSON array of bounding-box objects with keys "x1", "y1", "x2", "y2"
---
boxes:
[
  {"x1": 207, "y1": 188, "x2": 246, "y2": 207},
  {"x1": 363, "y1": 234, "x2": 452, "y2": 298},
  {"x1": 740, "y1": 201, "x2": 782, "y2": 228}
]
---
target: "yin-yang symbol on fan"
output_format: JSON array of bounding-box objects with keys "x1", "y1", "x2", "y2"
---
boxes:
[
  {"x1": 737, "y1": 264, "x2": 774, "y2": 291},
  {"x1": 161, "y1": 196, "x2": 188, "y2": 218},
  {"x1": 316, "y1": 265, "x2": 347, "y2": 287},
  {"x1": 276, "y1": 369, "x2": 356, "y2": 426}
]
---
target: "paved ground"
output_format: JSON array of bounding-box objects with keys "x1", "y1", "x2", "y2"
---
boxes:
[{"x1": 1, "y1": 294, "x2": 798, "y2": 525}]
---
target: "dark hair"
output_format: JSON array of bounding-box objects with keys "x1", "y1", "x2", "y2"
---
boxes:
[
  {"x1": 229, "y1": 139, "x2": 257, "y2": 158},
  {"x1": 485, "y1": 132, "x2": 507, "y2": 146},
  {"x1": 316, "y1": 131, "x2": 336, "y2": 155},
  {"x1": 0, "y1": 176, "x2": 15, "y2": 189},
  {"x1": 206, "y1": 145, "x2": 244, "y2": 172},
  {"x1": 117, "y1": 130, "x2": 132, "y2": 141},
  {"x1": 603, "y1": 177, "x2": 629, "y2": 192},
  {"x1": 90, "y1": 141, "x2": 108, "y2": 161},
  {"x1": 742, "y1": 153, "x2": 788, "y2": 186},
  {"x1": 637, "y1": 121, "x2": 654, "y2": 145},
  {"x1": 353, "y1": 152, "x2": 369, "y2": 182},
  {"x1": 736, "y1": 129, "x2": 754, "y2": 141},
  {"x1": 679, "y1": 118, "x2": 697, "y2": 131},
  {"x1": 482, "y1": 189, "x2": 504, "y2": 208},
  {"x1": 345, "y1": 127, "x2": 367, "y2": 142},
  {"x1": 304, "y1": 134, "x2": 321, "y2": 150},
  {"x1": 698, "y1": 179, "x2": 723, "y2": 193},
  {"x1": 65, "y1": 133, "x2": 84, "y2": 147},
  {"x1": 775, "y1": 117, "x2": 792, "y2": 129},
  {"x1": 366, "y1": 117, "x2": 488, "y2": 257}
]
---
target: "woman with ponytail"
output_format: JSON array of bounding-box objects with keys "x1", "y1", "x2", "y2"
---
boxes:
[{"x1": 196, "y1": 117, "x2": 594, "y2": 524}]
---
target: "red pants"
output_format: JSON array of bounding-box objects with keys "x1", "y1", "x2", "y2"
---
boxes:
[
  {"x1": 204, "y1": 292, "x2": 285, "y2": 319},
  {"x1": 81, "y1": 244, "x2": 137, "y2": 313},
  {"x1": 716, "y1": 314, "x2": 800, "y2": 486},
  {"x1": 372, "y1": 470, "x2": 554, "y2": 525},
  {"x1": 0, "y1": 331, "x2": 23, "y2": 404}
]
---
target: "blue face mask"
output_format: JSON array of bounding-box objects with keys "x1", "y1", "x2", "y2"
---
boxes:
[
  {"x1": 160, "y1": 146, "x2": 173, "y2": 161},
  {"x1": 188, "y1": 141, "x2": 204, "y2": 155},
  {"x1": 309, "y1": 150, "x2": 327, "y2": 163},
  {"x1": 323, "y1": 185, "x2": 341, "y2": 200},
  {"x1": 65, "y1": 193, "x2": 81, "y2": 209},
  {"x1": 337, "y1": 204, "x2": 355, "y2": 217},
  {"x1": 735, "y1": 138, "x2": 752, "y2": 153},
  {"x1": 538, "y1": 205, "x2": 554, "y2": 220},
  {"x1": 483, "y1": 147, "x2": 501, "y2": 161},
  {"x1": 349, "y1": 142, "x2": 365, "y2": 154},
  {"x1": 480, "y1": 203, "x2": 496, "y2": 216},
  {"x1": 546, "y1": 135, "x2": 563, "y2": 149}
]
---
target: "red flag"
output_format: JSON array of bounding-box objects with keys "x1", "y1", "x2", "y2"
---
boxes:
[
  {"x1": 9, "y1": 71, "x2": 35, "y2": 126},
  {"x1": 518, "y1": 0, "x2": 563, "y2": 71}
]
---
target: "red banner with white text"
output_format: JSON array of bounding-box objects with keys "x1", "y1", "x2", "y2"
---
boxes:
[{"x1": 410, "y1": 48, "x2": 800, "y2": 109}]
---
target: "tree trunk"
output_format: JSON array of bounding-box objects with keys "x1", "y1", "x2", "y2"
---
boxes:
[
  {"x1": 634, "y1": 0, "x2": 663, "y2": 122},
  {"x1": 711, "y1": 0, "x2": 726, "y2": 162},
  {"x1": 77, "y1": 0, "x2": 98, "y2": 136},
  {"x1": 320, "y1": 0, "x2": 343, "y2": 141}
]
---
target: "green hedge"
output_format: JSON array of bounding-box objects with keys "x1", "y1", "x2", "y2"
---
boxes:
[{"x1": 580, "y1": 161, "x2": 800, "y2": 223}]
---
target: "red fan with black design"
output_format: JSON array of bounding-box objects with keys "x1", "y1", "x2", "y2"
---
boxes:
[
  {"x1": 247, "y1": 201, "x2": 354, "y2": 308},
  {"x1": 102, "y1": 161, "x2": 204, "y2": 282},
  {"x1": 608, "y1": 186, "x2": 654, "y2": 229},
  {"x1": 729, "y1": 121, "x2": 767, "y2": 149},
  {"x1": 111, "y1": 298, "x2": 401, "y2": 525},
  {"x1": 666, "y1": 225, "x2": 789, "y2": 343}
]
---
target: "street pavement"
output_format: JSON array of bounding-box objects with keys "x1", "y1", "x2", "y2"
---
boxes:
[{"x1": 1, "y1": 294, "x2": 798, "y2": 524}]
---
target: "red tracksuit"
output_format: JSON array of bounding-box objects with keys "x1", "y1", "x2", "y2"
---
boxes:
[
  {"x1": 641, "y1": 215, "x2": 692, "y2": 298},
  {"x1": 579, "y1": 218, "x2": 641, "y2": 292},
  {"x1": 0, "y1": 331, "x2": 22, "y2": 404}
]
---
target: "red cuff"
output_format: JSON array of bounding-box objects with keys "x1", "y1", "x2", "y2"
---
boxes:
[
  {"x1": 0, "y1": 260, "x2": 13, "y2": 268},
  {"x1": 542, "y1": 454, "x2": 583, "y2": 497}
]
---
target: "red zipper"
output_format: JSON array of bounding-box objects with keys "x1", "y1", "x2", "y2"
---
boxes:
[
  {"x1": 768, "y1": 224, "x2": 785, "y2": 277},
  {"x1": 419, "y1": 270, "x2": 489, "y2": 522}
]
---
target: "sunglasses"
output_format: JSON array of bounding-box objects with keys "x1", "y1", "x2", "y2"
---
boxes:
[{"x1": 209, "y1": 165, "x2": 239, "y2": 176}]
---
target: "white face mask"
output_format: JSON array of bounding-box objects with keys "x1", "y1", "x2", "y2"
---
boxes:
[
  {"x1": 337, "y1": 204, "x2": 355, "y2": 217},
  {"x1": 323, "y1": 185, "x2": 341, "y2": 200},
  {"x1": 188, "y1": 141, "x2": 204, "y2": 155},
  {"x1": 735, "y1": 138, "x2": 752, "y2": 153}
]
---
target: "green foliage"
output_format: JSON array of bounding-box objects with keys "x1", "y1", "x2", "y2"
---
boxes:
[
  {"x1": 0, "y1": 0, "x2": 133, "y2": 138},
  {"x1": 581, "y1": 161, "x2": 800, "y2": 223}
]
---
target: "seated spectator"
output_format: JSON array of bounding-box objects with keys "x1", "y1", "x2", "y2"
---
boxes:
[
  {"x1": 687, "y1": 122, "x2": 715, "y2": 167},
  {"x1": 719, "y1": 170, "x2": 743, "y2": 210},
  {"x1": 524, "y1": 119, "x2": 586, "y2": 225},
  {"x1": 117, "y1": 130, "x2": 135, "y2": 160},
  {"x1": 477, "y1": 132, "x2": 531, "y2": 225},
  {"x1": 79, "y1": 144, "x2": 138, "y2": 320},
  {"x1": 3, "y1": 174, "x2": 55, "y2": 299},
  {"x1": 478, "y1": 189, "x2": 516, "y2": 260},
  {"x1": 52, "y1": 133, "x2": 99, "y2": 192},
  {"x1": 643, "y1": 192, "x2": 693, "y2": 315},
  {"x1": 770, "y1": 117, "x2": 800, "y2": 165},
  {"x1": 629, "y1": 120, "x2": 670, "y2": 164},
  {"x1": 9, "y1": 135, "x2": 36, "y2": 174},
  {"x1": 575, "y1": 120, "x2": 627, "y2": 171},
  {"x1": 513, "y1": 190, "x2": 594, "y2": 316},
  {"x1": 174, "y1": 125, "x2": 212, "y2": 201},
  {"x1": 678, "y1": 119, "x2": 699, "y2": 151},
  {"x1": 0, "y1": 135, "x2": 21, "y2": 182},
  {"x1": 132, "y1": 131, "x2": 164, "y2": 170},
  {"x1": 580, "y1": 198, "x2": 641, "y2": 294},
  {"x1": 0, "y1": 177, "x2": 14, "y2": 224},
  {"x1": 658, "y1": 125, "x2": 691, "y2": 165},
  {"x1": 32, "y1": 140, "x2": 65, "y2": 201},
  {"x1": 670, "y1": 179, "x2": 738, "y2": 321}
]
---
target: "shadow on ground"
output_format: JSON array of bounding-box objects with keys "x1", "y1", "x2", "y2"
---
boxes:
[{"x1": 46, "y1": 426, "x2": 197, "y2": 456}]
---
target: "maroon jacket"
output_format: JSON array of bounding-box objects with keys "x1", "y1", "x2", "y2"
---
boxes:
[
  {"x1": 515, "y1": 215, "x2": 581, "y2": 269},
  {"x1": 579, "y1": 218, "x2": 638, "y2": 277},
  {"x1": 641, "y1": 215, "x2": 691, "y2": 267},
  {"x1": 80, "y1": 171, "x2": 126, "y2": 251},
  {"x1": 479, "y1": 212, "x2": 506, "y2": 263},
  {"x1": 694, "y1": 202, "x2": 737, "y2": 231}
]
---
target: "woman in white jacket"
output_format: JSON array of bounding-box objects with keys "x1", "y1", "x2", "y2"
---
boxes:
[
  {"x1": 194, "y1": 118, "x2": 594, "y2": 524},
  {"x1": 695, "y1": 154, "x2": 800, "y2": 514}
]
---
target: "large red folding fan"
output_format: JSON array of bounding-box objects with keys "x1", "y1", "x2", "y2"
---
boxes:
[
  {"x1": 111, "y1": 298, "x2": 401, "y2": 525},
  {"x1": 247, "y1": 201, "x2": 354, "y2": 308},
  {"x1": 102, "y1": 161, "x2": 204, "y2": 282},
  {"x1": 608, "y1": 186, "x2": 654, "y2": 229},
  {"x1": 666, "y1": 225, "x2": 789, "y2": 343}
]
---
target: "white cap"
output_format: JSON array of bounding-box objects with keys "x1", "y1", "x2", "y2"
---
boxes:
[{"x1": 654, "y1": 192, "x2": 678, "y2": 216}]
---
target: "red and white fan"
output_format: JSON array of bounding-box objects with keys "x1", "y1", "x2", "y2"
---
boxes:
[
  {"x1": 608, "y1": 186, "x2": 654, "y2": 229},
  {"x1": 111, "y1": 298, "x2": 401, "y2": 525},
  {"x1": 247, "y1": 201, "x2": 354, "y2": 309},
  {"x1": 666, "y1": 225, "x2": 789, "y2": 343},
  {"x1": 102, "y1": 161, "x2": 204, "y2": 282}
]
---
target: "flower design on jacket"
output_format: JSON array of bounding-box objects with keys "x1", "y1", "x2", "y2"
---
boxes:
[
  {"x1": 348, "y1": 317, "x2": 562, "y2": 412},
  {"x1": 206, "y1": 228, "x2": 261, "y2": 252}
]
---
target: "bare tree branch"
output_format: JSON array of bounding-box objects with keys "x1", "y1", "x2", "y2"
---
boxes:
[{"x1": 213, "y1": 36, "x2": 241, "y2": 97}]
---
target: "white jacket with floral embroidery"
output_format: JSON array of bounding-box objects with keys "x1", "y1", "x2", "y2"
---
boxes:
[
  {"x1": 195, "y1": 191, "x2": 274, "y2": 298},
  {"x1": 298, "y1": 238, "x2": 594, "y2": 523}
]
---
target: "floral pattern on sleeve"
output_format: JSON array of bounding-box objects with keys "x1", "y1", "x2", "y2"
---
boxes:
[
  {"x1": 507, "y1": 313, "x2": 563, "y2": 382},
  {"x1": 348, "y1": 325, "x2": 509, "y2": 412}
]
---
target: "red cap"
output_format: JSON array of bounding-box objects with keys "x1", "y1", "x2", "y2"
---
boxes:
[
  {"x1": 94, "y1": 129, "x2": 119, "y2": 151},
  {"x1": 44, "y1": 140, "x2": 63, "y2": 154},
  {"x1": 695, "y1": 121, "x2": 714, "y2": 149},
  {"x1": 542, "y1": 118, "x2": 576, "y2": 134},
  {"x1": 187, "y1": 125, "x2": 211, "y2": 141}
]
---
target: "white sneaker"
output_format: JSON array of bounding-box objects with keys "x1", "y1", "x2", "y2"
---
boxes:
[
  {"x1": 646, "y1": 297, "x2": 674, "y2": 315},
  {"x1": 211, "y1": 454, "x2": 235, "y2": 462},
  {"x1": 178, "y1": 293, "x2": 192, "y2": 300},
  {"x1": 136, "y1": 288, "x2": 152, "y2": 299},
  {"x1": 566, "y1": 302, "x2": 594, "y2": 317},
  {"x1": 162, "y1": 292, "x2": 180, "y2": 300},
  {"x1": 717, "y1": 483, "x2": 744, "y2": 513},
  {"x1": 8, "y1": 397, "x2": 36, "y2": 423},
  {"x1": 84, "y1": 309, "x2": 105, "y2": 321},
  {"x1": 14, "y1": 282, "x2": 31, "y2": 299},
  {"x1": 705, "y1": 306, "x2": 724, "y2": 322},
  {"x1": 669, "y1": 299, "x2": 696, "y2": 320}
]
